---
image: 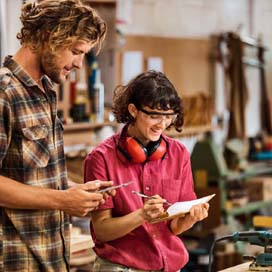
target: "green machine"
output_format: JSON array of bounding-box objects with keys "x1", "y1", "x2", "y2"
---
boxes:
[
  {"x1": 191, "y1": 137, "x2": 272, "y2": 229},
  {"x1": 190, "y1": 137, "x2": 230, "y2": 218},
  {"x1": 191, "y1": 137, "x2": 228, "y2": 187}
]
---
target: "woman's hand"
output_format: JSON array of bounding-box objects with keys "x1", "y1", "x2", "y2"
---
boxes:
[
  {"x1": 170, "y1": 202, "x2": 210, "y2": 235},
  {"x1": 140, "y1": 195, "x2": 166, "y2": 222},
  {"x1": 188, "y1": 202, "x2": 209, "y2": 222}
]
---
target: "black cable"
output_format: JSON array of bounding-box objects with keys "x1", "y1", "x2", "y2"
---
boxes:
[{"x1": 208, "y1": 234, "x2": 234, "y2": 272}]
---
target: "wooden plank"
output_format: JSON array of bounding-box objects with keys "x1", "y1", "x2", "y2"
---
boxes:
[
  {"x1": 117, "y1": 35, "x2": 211, "y2": 97},
  {"x1": 63, "y1": 122, "x2": 117, "y2": 132},
  {"x1": 218, "y1": 262, "x2": 251, "y2": 272},
  {"x1": 218, "y1": 262, "x2": 272, "y2": 271},
  {"x1": 165, "y1": 125, "x2": 214, "y2": 138}
]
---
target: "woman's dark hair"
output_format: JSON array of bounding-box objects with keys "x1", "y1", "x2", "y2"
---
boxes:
[{"x1": 112, "y1": 70, "x2": 184, "y2": 132}]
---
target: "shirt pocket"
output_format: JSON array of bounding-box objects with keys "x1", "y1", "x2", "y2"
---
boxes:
[
  {"x1": 161, "y1": 178, "x2": 184, "y2": 203},
  {"x1": 22, "y1": 125, "x2": 50, "y2": 168}
]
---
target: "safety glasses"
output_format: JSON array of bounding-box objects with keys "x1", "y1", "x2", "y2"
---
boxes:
[{"x1": 138, "y1": 108, "x2": 177, "y2": 124}]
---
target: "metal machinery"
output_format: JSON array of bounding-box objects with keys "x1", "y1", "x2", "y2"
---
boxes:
[{"x1": 209, "y1": 231, "x2": 272, "y2": 271}]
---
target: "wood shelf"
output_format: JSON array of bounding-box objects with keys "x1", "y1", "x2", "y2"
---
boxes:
[
  {"x1": 226, "y1": 200, "x2": 272, "y2": 216},
  {"x1": 165, "y1": 125, "x2": 215, "y2": 138},
  {"x1": 63, "y1": 122, "x2": 118, "y2": 132},
  {"x1": 64, "y1": 123, "x2": 214, "y2": 136},
  {"x1": 63, "y1": 122, "x2": 118, "y2": 148},
  {"x1": 63, "y1": 123, "x2": 214, "y2": 148}
]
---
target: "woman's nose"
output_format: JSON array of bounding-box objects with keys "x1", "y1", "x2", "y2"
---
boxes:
[{"x1": 155, "y1": 117, "x2": 169, "y2": 128}]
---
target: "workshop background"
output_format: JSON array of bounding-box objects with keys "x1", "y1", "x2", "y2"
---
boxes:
[{"x1": 1, "y1": 0, "x2": 272, "y2": 271}]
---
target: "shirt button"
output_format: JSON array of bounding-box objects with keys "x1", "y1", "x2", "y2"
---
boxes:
[{"x1": 145, "y1": 186, "x2": 150, "y2": 191}]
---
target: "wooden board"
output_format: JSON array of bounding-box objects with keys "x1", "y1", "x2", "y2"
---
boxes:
[
  {"x1": 117, "y1": 35, "x2": 211, "y2": 97},
  {"x1": 218, "y1": 262, "x2": 252, "y2": 272}
]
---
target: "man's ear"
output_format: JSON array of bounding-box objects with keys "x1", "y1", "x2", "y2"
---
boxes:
[{"x1": 128, "y1": 103, "x2": 138, "y2": 118}]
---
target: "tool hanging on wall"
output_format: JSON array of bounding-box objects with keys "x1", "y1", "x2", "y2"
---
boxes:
[{"x1": 212, "y1": 32, "x2": 270, "y2": 139}]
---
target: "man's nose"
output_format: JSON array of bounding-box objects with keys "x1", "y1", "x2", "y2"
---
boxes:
[{"x1": 73, "y1": 55, "x2": 84, "y2": 69}]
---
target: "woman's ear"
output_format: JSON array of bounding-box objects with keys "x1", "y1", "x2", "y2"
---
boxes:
[{"x1": 128, "y1": 103, "x2": 138, "y2": 119}]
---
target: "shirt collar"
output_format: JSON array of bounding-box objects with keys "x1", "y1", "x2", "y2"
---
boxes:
[{"x1": 4, "y1": 55, "x2": 54, "y2": 91}]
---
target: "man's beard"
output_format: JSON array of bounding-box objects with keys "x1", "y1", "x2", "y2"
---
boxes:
[{"x1": 40, "y1": 51, "x2": 62, "y2": 84}]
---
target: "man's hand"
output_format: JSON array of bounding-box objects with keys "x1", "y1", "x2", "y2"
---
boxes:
[
  {"x1": 60, "y1": 180, "x2": 115, "y2": 217},
  {"x1": 91, "y1": 180, "x2": 116, "y2": 199}
]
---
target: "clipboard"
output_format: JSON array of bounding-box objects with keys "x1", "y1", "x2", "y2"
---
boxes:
[{"x1": 150, "y1": 194, "x2": 216, "y2": 224}]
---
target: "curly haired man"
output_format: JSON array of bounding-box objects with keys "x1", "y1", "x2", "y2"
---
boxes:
[{"x1": 0, "y1": 1, "x2": 114, "y2": 271}]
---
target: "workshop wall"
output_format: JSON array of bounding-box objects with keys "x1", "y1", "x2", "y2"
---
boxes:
[
  {"x1": 119, "y1": 0, "x2": 272, "y2": 43},
  {"x1": 117, "y1": 0, "x2": 272, "y2": 137},
  {"x1": 119, "y1": 0, "x2": 249, "y2": 38},
  {"x1": 2, "y1": 0, "x2": 272, "y2": 138},
  {"x1": 119, "y1": 0, "x2": 272, "y2": 95},
  {"x1": 0, "y1": 0, "x2": 21, "y2": 64}
]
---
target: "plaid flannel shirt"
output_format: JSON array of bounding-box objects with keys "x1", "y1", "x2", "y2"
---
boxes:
[{"x1": 0, "y1": 56, "x2": 70, "y2": 271}]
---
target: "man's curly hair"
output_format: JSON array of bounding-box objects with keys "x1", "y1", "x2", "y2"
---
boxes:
[
  {"x1": 112, "y1": 70, "x2": 184, "y2": 132},
  {"x1": 17, "y1": 0, "x2": 107, "y2": 53}
]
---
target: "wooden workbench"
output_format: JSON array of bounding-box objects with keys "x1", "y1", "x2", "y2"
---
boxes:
[{"x1": 218, "y1": 262, "x2": 253, "y2": 271}]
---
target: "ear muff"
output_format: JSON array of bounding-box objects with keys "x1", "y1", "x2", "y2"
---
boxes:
[
  {"x1": 125, "y1": 137, "x2": 167, "y2": 163},
  {"x1": 125, "y1": 137, "x2": 148, "y2": 163},
  {"x1": 148, "y1": 137, "x2": 167, "y2": 161}
]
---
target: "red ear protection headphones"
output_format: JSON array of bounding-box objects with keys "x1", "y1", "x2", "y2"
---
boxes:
[{"x1": 124, "y1": 137, "x2": 167, "y2": 163}]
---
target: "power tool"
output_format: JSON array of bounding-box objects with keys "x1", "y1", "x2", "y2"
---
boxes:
[{"x1": 209, "y1": 231, "x2": 272, "y2": 271}]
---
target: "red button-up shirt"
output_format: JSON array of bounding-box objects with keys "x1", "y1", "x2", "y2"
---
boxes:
[{"x1": 84, "y1": 125, "x2": 196, "y2": 272}]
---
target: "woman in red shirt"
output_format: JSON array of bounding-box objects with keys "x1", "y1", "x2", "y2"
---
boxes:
[{"x1": 84, "y1": 70, "x2": 209, "y2": 272}]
